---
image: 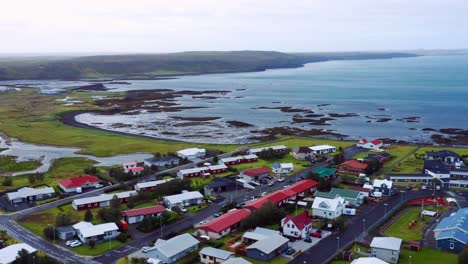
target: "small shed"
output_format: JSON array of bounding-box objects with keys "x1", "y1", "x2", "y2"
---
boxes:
[
  {"x1": 56, "y1": 225, "x2": 76, "y2": 240},
  {"x1": 409, "y1": 241, "x2": 421, "y2": 251},
  {"x1": 421, "y1": 210, "x2": 437, "y2": 217},
  {"x1": 342, "y1": 251, "x2": 354, "y2": 261}
]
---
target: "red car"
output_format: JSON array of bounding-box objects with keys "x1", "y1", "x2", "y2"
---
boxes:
[{"x1": 309, "y1": 232, "x2": 322, "y2": 238}]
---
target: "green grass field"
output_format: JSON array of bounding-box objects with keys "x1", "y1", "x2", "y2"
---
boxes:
[
  {"x1": 384, "y1": 206, "x2": 444, "y2": 241},
  {"x1": 0, "y1": 156, "x2": 41, "y2": 173},
  {"x1": 69, "y1": 239, "x2": 125, "y2": 256}
]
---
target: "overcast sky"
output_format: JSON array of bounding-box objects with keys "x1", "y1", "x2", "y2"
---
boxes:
[{"x1": 1, "y1": 0, "x2": 468, "y2": 54}]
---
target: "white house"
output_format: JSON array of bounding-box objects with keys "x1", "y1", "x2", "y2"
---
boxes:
[
  {"x1": 312, "y1": 196, "x2": 345, "y2": 219},
  {"x1": 0, "y1": 243, "x2": 37, "y2": 264},
  {"x1": 272, "y1": 163, "x2": 294, "y2": 174},
  {"x1": 163, "y1": 191, "x2": 204, "y2": 210},
  {"x1": 176, "y1": 148, "x2": 206, "y2": 161},
  {"x1": 309, "y1": 145, "x2": 336, "y2": 155},
  {"x1": 134, "y1": 179, "x2": 171, "y2": 191},
  {"x1": 372, "y1": 179, "x2": 395, "y2": 196},
  {"x1": 199, "y1": 247, "x2": 234, "y2": 264},
  {"x1": 370, "y1": 237, "x2": 402, "y2": 264},
  {"x1": 146, "y1": 233, "x2": 199, "y2": 264},
  {"x1": 248, "y1": 145, "x2": 287, "y2": 154},
  {"x1": 223, "y1": 258, "x2": 252, "y2": 264},
  {"x1": 281, "y1": 211, "x2": 312, "y2": 239},
  {"x1": 357, "y1": 139, "x2": 384, "y2": 150},
  {"x1": 73, "y1": 222, "x2": 120, "y2": 244},
  {"x1": 123, "y1": 161, "x2": 144, "y2": 174},
  {"x1": 6, "y1": 186, "x2": 55, "y2": 204},
  {"x1": 351, "y1": 257, "x2": 389, "y2": 264}
]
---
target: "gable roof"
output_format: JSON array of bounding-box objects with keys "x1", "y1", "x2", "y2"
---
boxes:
[
  {"x1": 315, "y1": 188, "x2": 361, "y2": 200},
  {"x1": 292, "y1": 147, "x2": 312, "y2": 154},
  {"x1": 198, "y1": 209, "x2": 250, "y2": 233},
  {"x1": 199, "y1": 247, "x2": 233, "y2": 260},
  {"x1": 177, "y1": 148, "x2": 205, "y2": 156},
  {"x1": 351, "y1": 257, "x2": 389, "y2": 264},
  {"x1": 122, "y1": 205, "x2": 166, "y2": 218},
  {"x1": 0, "y1": 243, "x2": 37, "y2": 264},
  {"x1": 78, "y1": 223, "x2": 119, "y2": 238},
  {"x1": 371, "y1": 139, "x2": 383, "y2": 145},
  {"x1": 7, "y1": 186, "x2": 55, "y2": 201},
  {"x1": 427, "y1": 150, "x2": 461, "y2": 159},
  {"x1": 370, "y1": 237, "x2": 402, "y2": 251},
  {"x1": 373, "y1": 179, "x2": 393, "y2": 189},
  {"x1": 163, "y1": 191, "x2": 203, "y2": 204},
  {"x1": 283, "y1": 211, "x2": 312, "y2": 230},
  {"x1": 243, "y1": 167, "x2": 271, "y2": 177},
  {"x1": 312, "y1": 196, "x2": 345, "y2": 211},
  {"x1": 129, "y1": 167, "x2": 144, "y2": 173},
  {"x1": 424, "y1": 160, "x2": 450, "y2": 174},
  {"x1": 59, "y1": 175, "x2": 100, "y2": 189},
  {"x1": 152, "y1": 233, "x2": 199, "y2": 258},
  {"x1": 287, "y1": 179, "x2": 318, "y2": 194},
  {"x1": 145, "y1": 156, "x2": 178, "y2": 163},
  {"x1": 309, "y1": 145, "x2": 336, "y2": 151},
  {"x1": 314, "y1": 167, "x2": 337, "y2": 177},
  {"x1": 434, "y1": 208, "x2": 468, "y2": 234},
  {"x1": 246, "y1": 235, "x2": 289, "y2": 254},
  {"x1": 340, "y1": 160, "x2": 368, "y2": 170},
  {"x1": 73, "y1": 190, "x2": 137, "y2": 206},
  {"x1": 134, "y1": 179, "x2": 171, "y2": 190},
  {"x1": 222, "y1": 258, "x2": 252, "y2": 264}
]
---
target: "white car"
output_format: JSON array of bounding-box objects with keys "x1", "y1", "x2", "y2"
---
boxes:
[
  {"x1": 66, "y1": 240, "x2": 79, "y2": 246},
  {"x1": 95, "y1": 183, "x2": 104, "y2": 189},
  {"x1": 278, "y1": 178, "x2": 285, "y2": 182},
  {"x1": 261, "y1": 192, "x2": 268, "y2": 197},
  {"x1": 142, "y1": 246, "x2": 152, "y2": 253},
  {"x1": 69, "y1": 241, "x2": 82, "y2": 248}
]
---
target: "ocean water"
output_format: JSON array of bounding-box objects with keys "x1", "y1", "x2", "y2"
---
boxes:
[{"x1": 3, "y1": 55, "x2": 468, "y2": 144}]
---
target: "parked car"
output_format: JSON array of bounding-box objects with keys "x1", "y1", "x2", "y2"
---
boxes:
[
  {"x1": 405, "y1": 186, "x2": 412, "y2": 190},
  {"x1": 261, "y1": 192, "x2": 268, "y2": 197},
  {"x1": 69, "y1": 241, "x2": 82, "y2": 248},
  {"x1": 278, "y1": 178, "x2": 285, "y2": 182},
  {"x1": 268, "y1": 181, "x2": 275, "y2": 186},
  {"x1": 436, "y1": 185, "x2": 441, "y2": 191},
  {"x1": 213, "y1": 213, "x2": 221, "y2": 218},
  {"x1": 421, "y1": 185, "x2": 427, "y2": 190},
  {"x1": 304, "y1": 236, "x2": 312, "y2": 243},
  {"x1": 95, "y1": 183, "x2": 104, "y2": 189},
  {"x1": 66, "y1": 240, "x2": 79, "y2": 246},
  {"x1": 285, "y1": 247, "x2": 296, "y2": 255},
  {"x1": 142, "y1": 246, "x2": 151, "y2": 253},
  {"x1": 310, "y1": 232, "x2": 322, "y2": 238}
]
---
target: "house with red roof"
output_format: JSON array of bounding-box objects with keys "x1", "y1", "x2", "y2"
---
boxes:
[
  {"x1": 123, "y1": 162, "x2": 144, "y2": 175},
  {"x1": 281, "y1": 211, "x2": 312, "y2": 239},
  {"x1": 58, "y1": 175, "x2": 101, "y2": 193},
  {"x1": 197, "y1": 209, "x2": 251, "y2": 239},
  {"x1": 240, "y1": 167, "x2": 271, "y2": 183},
  {"x1": 243, "y1": 179, "x2": 318, "y2": 211},
  {"x1": 339, "y1": 160, "x2": 368, "y2": 175},
  {"x1": 122, "y1": 205, "x2": 166, "y2": 224},
  {"x1": 357, "y1": 138, "x2": 384, "y2": 150}
]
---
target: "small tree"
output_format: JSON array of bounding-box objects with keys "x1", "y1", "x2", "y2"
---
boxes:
[
  {"x1": 89, "y1": 240, "x2": 96, "y2": 249},
  {"x1": 28, "y1": 174, "x2": 36, "y2": 184},
  {"x1": 84, "y1": 209, "x2": 93, "y2": 222},
  {"x1": 459, "y1": 245, "x2": 468, "y2": 264},
  {"x1": 2, "y1": 177, "x2": 12, "y2": 186},
  {"x1": 212, "y1": 155, "x2": 219, "y2": 164},
  {"x1": 43, "y1": 226, "x2": 55, "y2": 240}
]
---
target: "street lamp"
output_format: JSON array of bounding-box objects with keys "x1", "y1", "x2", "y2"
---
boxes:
[
  {"x1": 337, "y1": 236, "x2": 340, "y2": 251},
  {"x1": 409, "y1": 255, "x2": 412, "y2": 264},
  {"x1": 384, "y1": 203, "x2": 388, "y2": 216},
  {"x1": 363, "y1": 218, "x2": 366, "y2": 233}
]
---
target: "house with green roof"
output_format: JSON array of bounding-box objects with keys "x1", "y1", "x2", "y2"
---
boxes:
[
  {"x1": 314, "y1": 188, "x2": 364, "y2": 206},
  {"x1": 314, "y1": 167, "x2": 337, "y2": 179}
]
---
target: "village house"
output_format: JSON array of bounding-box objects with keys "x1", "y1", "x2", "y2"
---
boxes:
[
  {"x1": 163, "y1": 191, "x2": 204, "y2": 210},
  {"x1": 426, "y1": 150, "x2": 462, "y2": 165},
  {"x1": 312, "y1": 196, "x2": 345, "y2": 219},
  {"x1": 197, "y1": 209, "x2": 250, "y2": 239},
  {"x1": 72, "y1": 190, "x2": 137, "y2": 210},
  {"x1": 357, "y1": 139, "x2": 384, "y2": 150},
  {"x1": 290, "y1": 147, "x2": 314, "y2": 161},
  {"x1": 372, "y1": 179, "x2": 395, "y2": 196},
  {"x1": 385, "y1": 174, "x2": 433, "y2": 184},
  {"x1": 73, "y1": 222, "x2": 120, "y2": 244},
  {"x1": 314, "y1": 167, "x2": 337, "y2": 179},
  {"x1": 240, "y1": 167, "x2": 271, "y2": 183},
  {"x1": 309, "y1": 145, "x2": 336, "y2": 155},
  {"x1": 177, "y1": 167, "x2": 209, "y2": 178},
  {"x1": 281, "y1": 211, "x2": 312, "y2": 239},
  {"x1": 56, "y1": 225, "x2": 76, "y2": 240},
  {"x1": 207, "y1": 164, "x2": 228, "y2": 174},
  {"x1": 146, "y1": 233, "x2": 199, "y2": 264},
  {"x1": 122, "y1": 205, "x2": 166, "y2": 224},
  {"x1": 248, "y1": 145, "x2": 287, "y2": 155},
  {"x1": 272, "y1": 162, "x2": 294, "y2": 174},
  {"x1": 219, "y1": 155, "x2": 258, "y2": 166},
  {"x1": 58, "y1": 175, "x2": 101, "y2": 193},
  {"x1": 370, "y1": 237, "x2": 402, "y2": 264},
  {"x1": 123, "y1": 161, "x2": 144, "y2": 174},
  {"x1": 351, "y1": 257, "x2": 389, "y2": 264},
  {"x1": 204, "y1": 177, "x2": 238, "y2": 196},
  {"x1": 0, "y1": 243, "x2": 37, "y2": 264},
  {"x1": 242, "y1": 227, "x2": 289, "y2": 262},
  {"x1": 339, "y1": 160, "x2": 368, "y2": 175},
  {"x1": 176, "y1": 148, "x2": 206, "y2": 161},
  {"x1": 134, "y1": 179, "x2": 171, "y2": 192},
  {"x1": 144, "y1": 156, "x2": 179, "y2": 167},
  {"x1": 222, "y1": 258, "x2": 252, "y2": 264},
  {"x1": 434, "y1": 207, "x2": 468, "y2": 253},
  {"x1": 199, "y1": 247, "x2": 234, "y2": 264},
  {"x1": 315, "y1": 188, "x2": 365, "y2": 206},
  {"x1": 362, "y1": 152, "x2": 392, "y2": 164},
  {"x1": 7, "y1": 186, "x2": 55, "y2": 204}
]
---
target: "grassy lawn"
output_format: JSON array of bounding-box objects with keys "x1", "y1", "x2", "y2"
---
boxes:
[
  {"x1": 69, "y1": 239, "x2": 125, "y2": 256},
  {"x1": 0, "y1": 157, "x2": 98, "y2": 192},
  {"x1": 231, "y1": 155, "x2": 311, "y2": 176},
  {"x1": 0, "y1": 155, "x2": 41, "y2": 174},
  {"x1": 385, "y1": 206, "x2": 444, "y2": 241},
  {"x1": 243, "y1": 256, "x2": 290, "y2": 264},
  {"x1": 186, "y1": 204, "x2": 208, "y2": 213}
]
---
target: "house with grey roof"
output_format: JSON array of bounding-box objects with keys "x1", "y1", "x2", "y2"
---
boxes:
[
  {"x1": 434, "y1": 207, "x2": 468, "y2": 253},
  {"x1": 222, "y1": 258, "x2": 252, "y2": 264},
  {"x1": 6, "y1": 186, "x2": 55, "y2": 204},
  {"x1": 146, "y1": 233, "x2": 199, "y2": 264},
  {"x1": 242, "y1": 227, "x2": 289, "y2": 261},
  {"x1": 144, "y1": 156, "x2": 179, "y2": 168},
  {"x1": 370, "y1": 237, "x2": 402, "y2": 264},
  {"x1": 199, "y1": 247, "x2": 234, "y2": 264}
]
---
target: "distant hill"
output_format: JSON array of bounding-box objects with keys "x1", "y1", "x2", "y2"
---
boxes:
[{"x1": 0, "y1": 51, "x2": 418, "y2": 80}]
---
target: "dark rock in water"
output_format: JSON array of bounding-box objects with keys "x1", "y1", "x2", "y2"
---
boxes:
[
  {"x1": 397, "y1": 116, "x2": 420, "y2": 123},
  {"x1": 192, "y1": 96, "x2": 221, "y2": 99},
  {"x1": 317, "y1": 104, "x2": 330, "y2": 107},
  {"x1": 304, "y1": 113, "x2": 324, "y2": 118},
  {"x1": 171, "y1": 116, "x2": 221, "y2": 121},
  {"x1": 409, "y1": 128, "x2": 417, "y2": 130},
  {"x1": 173, "y1": 121, "x2": 211, "y2": 127},
  {"x1": 104, "y1": 81, "x2": 131, "y2": 85},
  {"x1": 422, "y1": 128, "x2": 436, "y2": 131},
  {"x1": 161, "y1": 131, "x2": 179, "y2": 135},
  {"x1": 328, "y1": 113, "x2": 359, "y2": 118},
  {"x1": 226, "y1": 121, "x2": 254, "y2": 128},
  {"x1": 73, "y1": 83, "x2": 109, "y2": 91},
  {"x1": 252, "y1": 106, "x2": 313, "y2": 113},
  {"x1": 375, "y1": 118, "x2": 392, "y2": 123},
  {"x1": 378, "y1": 108, "x2": 386, "y2": 111},
  {"x1": 111, "y1": 123, "x2": 132, "y2": 128},
  {"x1": 250, "y1": 126, "x2": 345, "y2": 139}
]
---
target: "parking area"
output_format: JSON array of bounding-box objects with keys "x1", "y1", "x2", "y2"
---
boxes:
[{"x1": 282, "y1": 231, "x2": 332, "y2": 259}]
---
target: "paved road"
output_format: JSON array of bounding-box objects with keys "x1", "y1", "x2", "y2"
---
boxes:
[{"x1": 290, "y1": 189, "x2": 443, "y2": 264}]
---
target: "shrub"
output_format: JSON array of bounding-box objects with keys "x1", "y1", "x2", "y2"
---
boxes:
[
  {"x1": 2, "y1": 177, "x2": 12, "y2": 186},
  {"x1": 89, "y1": 240, "x2": 96, "y2": 249},
  {"x1": 116, "y1": 233, "x2": 130, "y2": 243}
]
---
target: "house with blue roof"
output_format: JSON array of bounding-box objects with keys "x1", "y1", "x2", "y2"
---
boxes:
[
  {"x1": 434, "y1": 208, "x2": 468, "y2": 253},
  {"x1": 426, "y1": 150, "x2": 462, "y2": 165}
]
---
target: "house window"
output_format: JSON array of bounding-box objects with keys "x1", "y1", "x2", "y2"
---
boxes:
[
  {"x1": 450, "y1": 243, "x2": 455, "y2": 249},
  {"x1": 287, "y1": 224, "x2": 290, "y2": 228}
]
